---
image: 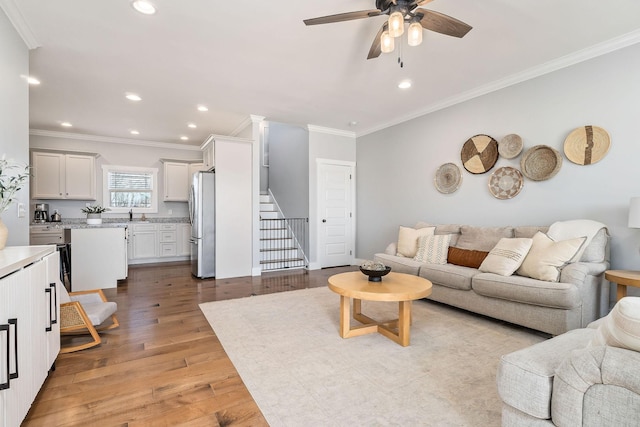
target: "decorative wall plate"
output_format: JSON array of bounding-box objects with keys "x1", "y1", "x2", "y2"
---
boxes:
[
  {"x1": 489, "y1": 167, "x2": 524, "y2": 199},
  {"x1": 498, "y1": 134, "x2": 523, "y2": 159},
  {"x1": 564, "y1": 125, "x2": 610, "y2": 165},
  {"x1": 520, "y1": 145, "x2": 562, "y2": 181},
  {"x1": 461, "y1": 134, "x2": 499, "y2": 174},
  {"x1": 434, "y1": 163, "x2": 462, "y2": 194}
]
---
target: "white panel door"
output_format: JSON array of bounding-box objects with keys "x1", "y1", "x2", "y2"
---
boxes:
[{"x1": 318, "y1": 162, "x2": 354, "y2": 268}]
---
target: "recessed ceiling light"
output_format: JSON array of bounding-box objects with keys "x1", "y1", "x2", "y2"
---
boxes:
[
  {"x1": 60, "y1": 122, "x2": 72, "y2": 127},
  {"x1": 131, "y1": 0, "x2": 156, "y2": 15},
  {"x1": 188, "y1": 123, "x2": 197, "y2": 129},
  {"x1": 180, "y1": 136, "x2": 189, "y2": 141},
  {"x1": 398, "y1": 80, "x2": 412, "y2": 89},
  {"x1": 348, "y1": 121, "x2": 358, "y2": 127},
  {"x1": 125, "y1": 93, "x2": 142, "y2": 101},
  {"x1": 27, "y1": 76, "x2": 40, "y2": 85},
  {"x1": 130, "y1": 130, "x2": 140, "y2": 135},
  {"x1": 197, "y1": 105, "x2": 208, "y2": 112}
]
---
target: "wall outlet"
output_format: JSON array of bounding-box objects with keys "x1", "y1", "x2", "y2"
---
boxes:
[
  {"x1": 168, "y1": 209, "x2": 172, "y2": 215},
  {"x1": 17, "y1": 202, "x2": 26, "y2": 218}
]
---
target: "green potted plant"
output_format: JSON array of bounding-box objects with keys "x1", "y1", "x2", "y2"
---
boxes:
[
  {"x1": 0, "y1": 155, "x2": 30, "y2": 249},
  {"x1": 81, "y1": 205, "x2": 109, "y2": 225}
]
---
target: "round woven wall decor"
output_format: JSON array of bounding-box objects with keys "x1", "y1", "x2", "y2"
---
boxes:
[
  {"x1": 489, "y1": 167, "x2": 524, "y2": 199},
  {"x1": 520, "y1": 145, "x2": 562, "y2": 181},
  {"x1": 498, "y1": 134, "x2": 523, "y2": 159},
  {"x1": 434, "y1": 163, "x2": 462, "y2": 194},
  {"x1": 564, "y1": 125, "x2": 610, "y2": 165},
  {"x1": 461, "y1": 134, "x2": 499, "y2": 174}
]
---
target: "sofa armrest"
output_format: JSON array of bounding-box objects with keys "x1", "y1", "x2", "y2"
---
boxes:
[
  {"x1": 552, "y1": 346, "x2": 640, "y2": 426},
  {"x1": 559, "y1": 261, "x2": 608, "y2": 285}
]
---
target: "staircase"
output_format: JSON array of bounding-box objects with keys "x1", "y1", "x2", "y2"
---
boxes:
[{"x1": 259, "y1": 194, "x2": 307, "y2": 271}]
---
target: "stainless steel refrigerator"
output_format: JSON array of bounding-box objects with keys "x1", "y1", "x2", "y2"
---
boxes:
[{"x1": 189, "y1": 171, "x2": 215, "y2": 278}]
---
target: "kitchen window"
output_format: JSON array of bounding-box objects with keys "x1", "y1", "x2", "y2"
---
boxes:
[{"x1": 102, "y1": 165, "x2": 158, "y2": 213}]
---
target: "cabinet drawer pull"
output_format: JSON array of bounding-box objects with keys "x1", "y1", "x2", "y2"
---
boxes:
[
  {"x1": 45, "y1": 288, "x2": 53, "y2": 332},
  {"x1": 0, "y1": 323, "x2": 8, "y2": 390},
  {"x1": 51, "y1": 283, "x2": 58, "y2": 325}
]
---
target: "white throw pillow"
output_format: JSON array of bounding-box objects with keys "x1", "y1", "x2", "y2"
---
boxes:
[
  {"x1": 479, "y1": 237, "x2": 533, "y2": 276},
  {"x1": 588, "y1": 297, "x2": 640, "y2": 352},
  {"x1": 397, "y1": 226, "x2": 435, "y2": 258},
  {"x1": 516, "y1": 232, "x2": 586, "y2": 282},
  {"x1": 414, "y1": 234, "x2": 452, "y2": 264},
  {"x1": 547, "y1": 219, "x2": 607, "y2": 262}
]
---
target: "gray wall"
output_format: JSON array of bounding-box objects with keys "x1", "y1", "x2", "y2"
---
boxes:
[
  {"x1": 0, "y1": 12, "x2": 29, "y2": 245},
  {"x1": 30, "y1": 134, "x2": 202, "y2": 220},
  {"x1": 268, "y1": 122, "x2": 309, "y2": 218},
  {"x1": 357, "y1": 42, "x2": 640, "y2": 282}
]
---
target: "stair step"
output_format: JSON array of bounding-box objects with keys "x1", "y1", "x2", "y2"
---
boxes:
[
  {"x1": 259, "y1": 195, "x2": 271, "y2": 203},
  {"x1": 260, "y1": 203, "x2": 276, "y2": 211},
  {"x1": 260, "y1": 211, "x2": 279, "y2": 219}
]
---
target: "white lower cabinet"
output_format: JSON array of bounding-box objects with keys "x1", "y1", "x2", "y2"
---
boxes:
[
  {"x1": 70, "y1": 228, "x2": 127, "y2": 290},
  {"x1": 0, "y1": 248, "x2": 60, "y2": 427},
  {"x1": 129, "y1": 223, "x2": 191, "y2": 264}
]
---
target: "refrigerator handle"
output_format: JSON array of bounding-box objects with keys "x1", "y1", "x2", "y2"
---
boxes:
[{"x1": 188, "y1": 185, "x2": 195, "y2": 226}]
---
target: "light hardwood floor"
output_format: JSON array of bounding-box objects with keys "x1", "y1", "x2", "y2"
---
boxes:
[{"x1": 24, "y1": 262, "x2": 357, "y2": 427}]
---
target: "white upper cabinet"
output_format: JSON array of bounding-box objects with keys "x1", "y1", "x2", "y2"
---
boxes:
[
  {"x1": 201, "y1": 136, "x2": 215, "y2": 170},
  {"x1": 31, "y1": 151, "x2": 96, "y2": 200},
  {"x1": 163, "y1": 161, "x2": 190, "y2": 202}
]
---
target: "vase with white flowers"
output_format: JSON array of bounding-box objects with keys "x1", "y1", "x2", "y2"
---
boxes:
[
  {"x1": 81, "y1": 205, "x2": 110, "y2": 225},
  {"x1": 0, "y1": 155, "x2": 30, "y2": 249}
]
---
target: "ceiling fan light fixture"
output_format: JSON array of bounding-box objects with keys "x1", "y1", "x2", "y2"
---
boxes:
[
  {"x1": 380, "y1": 30, "x2": 394, "y2": 53},
  {"x1": 407, "y1": 21, "x2": 423, "y2": 47},
  {"x1": 388, "y1": 10, "x2": 404, "y2": 38}
]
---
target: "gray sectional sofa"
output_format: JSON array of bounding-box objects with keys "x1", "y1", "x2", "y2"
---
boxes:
[{"x1": 374, "y1": 221, "x2": 611, "y2": 336}]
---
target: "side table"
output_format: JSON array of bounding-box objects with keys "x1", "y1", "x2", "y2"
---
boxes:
[{"x1": 604, "y1": 270, "x2": 640, "y2": 301}]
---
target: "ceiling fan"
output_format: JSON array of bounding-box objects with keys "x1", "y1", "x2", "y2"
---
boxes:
[{"x1": 303, "y1": 0, "x2": 472, "y2": 59}]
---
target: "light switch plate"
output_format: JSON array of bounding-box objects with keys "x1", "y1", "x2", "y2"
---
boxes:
[{"x1": 17, "y1": 202, "x2": 26, "y2": 218}]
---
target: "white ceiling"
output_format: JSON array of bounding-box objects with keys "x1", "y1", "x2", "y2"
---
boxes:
[{"x1": 6, "y1": 0, "x2": 640, "y2": 146}]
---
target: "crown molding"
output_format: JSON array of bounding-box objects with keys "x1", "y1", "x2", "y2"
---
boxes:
[
  {"x1": 0, "y1": 0, "x2": 41, "y2": 49},
  {"x1": 358, "y1": 29, "x2": 640, "y2": 137},
  {"x1": 307, "y1": 124, "x2": 356, "y2": 138},
  {"x1": 29, "y1": 129, "x2": 201, "y2": 151}
]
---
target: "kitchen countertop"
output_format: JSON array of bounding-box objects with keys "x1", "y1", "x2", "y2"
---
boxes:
[
  {"x1": 0, "y1": 246, "x2": 56, "y2": 277},
  {"x1": 31, "y1": 217, "x2": 190, "y2": 229}
]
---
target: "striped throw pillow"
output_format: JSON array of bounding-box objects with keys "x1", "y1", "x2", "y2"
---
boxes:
[{"x1": 414, "y1": 234, "x2": 452, "y2": 264}]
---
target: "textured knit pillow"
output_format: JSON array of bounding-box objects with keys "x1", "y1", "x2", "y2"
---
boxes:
[
  {"x1": 414, "y1": 234, "x2": 452, "y2": 264},
  {"x1": 516, "y1": 232, "x2": 586, "y2": 282},
  {"x1": 588, "y1": 297, "x2": 640, "y2": 352},
  {"x1": 479, "y1": 238, "x2": 533, "y2": 276},
  {"x1": 397, "y1": 226, "x2": 435, "y2": 258}
]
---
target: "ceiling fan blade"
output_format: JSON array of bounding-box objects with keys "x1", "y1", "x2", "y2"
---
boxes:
[
  {"x1": 417, "y1": 9, "x2": 472, "y2": 38},
  {"x1": 303, "y1": 9, "x2": 382, "y2": 26},
  {"x1": 367, "y1": 24, "x2": 386, "y2": 60}
]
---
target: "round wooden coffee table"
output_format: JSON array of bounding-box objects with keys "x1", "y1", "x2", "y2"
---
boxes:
[{"x1": 328, "y1": 271, "x2": 432, "y2": 347}]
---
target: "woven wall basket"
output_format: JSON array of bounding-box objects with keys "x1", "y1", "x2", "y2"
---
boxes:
[
  {"x1": 461, "y1": 134, "x2": 498, "y2": 174},
  {"x1": 564, "y1": 125, "x2": 610, "y2": 165},
  {"x1": 498, "y1": 134, "x2": 523, "y2": 159},
  {"x1": 520, "y1": 145, "x2": 562, "y2": 181},
  {"x1": 434, "y1": 163, "x2": 462, "y2": 194}
]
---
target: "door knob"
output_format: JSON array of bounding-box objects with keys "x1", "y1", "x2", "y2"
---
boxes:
[{"x1": 322, "y1": 219, "x2": 326, "y2": 223}]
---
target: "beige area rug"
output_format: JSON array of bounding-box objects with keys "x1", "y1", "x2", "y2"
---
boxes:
[{"x1": 199, "y1": 287, "x2": 545, "y2": 426}]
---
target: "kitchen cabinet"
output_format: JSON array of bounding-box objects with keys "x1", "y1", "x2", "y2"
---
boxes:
[
  {"x1": 70, "y1": 227, "x2": 128, "y2": 290},
  {"x1": 130, "y1": 224, "x2": 158, "y2": 259},
  {"x1": 0, "y1": 247, "x2": 59, "y2": 427},
  {"x1": 178, "y1": 224, "x2": 191, "y2": 256},
  {"x1": 158, "y1": 224, "x2": 177, "y2": 257},
  {"x1": 201, "y1": 136, "x2": 215, "y2": 170},
  {"x1": 31, "y1": 151, "x2": 96, "y2": 200},
  {"x1": 163, "y1": 162, "x2": 190, "y2": 202}
]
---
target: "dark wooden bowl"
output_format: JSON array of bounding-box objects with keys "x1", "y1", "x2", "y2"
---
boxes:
[{"x1": 359, "y1": 266, "x2": 392, "y2": 282}]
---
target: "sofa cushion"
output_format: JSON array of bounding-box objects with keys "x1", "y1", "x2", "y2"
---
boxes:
[
  {"x1": 478, "y1": 237, "x2": 532, "y2": 276},
  {"x1": 397, "y1": 226, "x2": 435, "y2": 258},
  {"x1": 415, "y1": 222, "x2": 461, "y2": 246},
  {"x1": 414, "y1": 234, "x2": 451, "y2": 264},
  {"x1": 514, "y1": 225, "x2": 549, "y2": 238},
  {"x1": 547, "y1": 219, "x2": 607, "y2": 262},
  {"x1": 517, "y1": 232, "x2": 586, "y2": 282},
  {"x1": 373, "y1": 253, "x2": 424, "y2": 276},
  {"x1": 588, "y1": 297, "x2": 640, "y2": 352},
  {"x1": 455, "y1": 226, "x2": 514, "y2": 252},
  {"x1": 447, "y1": 247, "x2": 488, "y2": 269},
  {"x1": 580, "y1": 227, "x2": 608, "y2": 263},
  {"x1": 418, "y1": 264, "x2": 477, "y2": 291},
  {"x1": 471, "y1": 273, "x2": 580, "y2": 309},
  {"x1": 497, "y1": 328, "x2": 595, "y2": 419}
]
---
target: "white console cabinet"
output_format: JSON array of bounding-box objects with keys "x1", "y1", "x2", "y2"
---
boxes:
[{"x1": 0, "y1": 247, "x2": 60, "y2": 427}]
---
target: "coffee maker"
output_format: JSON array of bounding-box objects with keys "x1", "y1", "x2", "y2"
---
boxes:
[{"x1": 34, "y1": 203, "x2": 49, "y2": 223}]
